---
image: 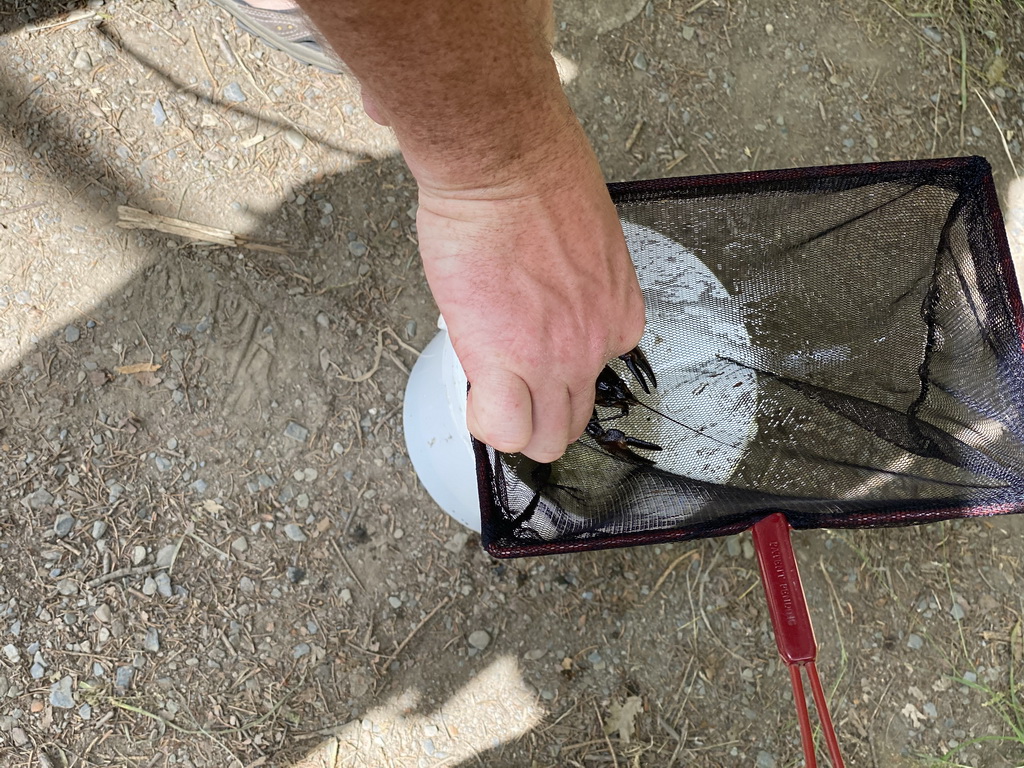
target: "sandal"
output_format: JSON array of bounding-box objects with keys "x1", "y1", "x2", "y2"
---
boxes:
[{"x1": 207, "y1": 0, "x2": 346, "y2": 74}]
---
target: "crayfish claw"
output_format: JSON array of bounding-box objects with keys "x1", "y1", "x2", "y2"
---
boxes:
[{"x1": 619, "y1": 346, "x2": 657, "y2": 394}]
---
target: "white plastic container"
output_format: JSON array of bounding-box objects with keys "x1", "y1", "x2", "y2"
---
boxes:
[{"x1": 402, "y1": 318, "x2": 480, "y2": 531}]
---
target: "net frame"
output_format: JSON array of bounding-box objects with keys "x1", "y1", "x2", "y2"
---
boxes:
[{"x1": 474, "y1": 156, "x2": 1024, "y2": 559}]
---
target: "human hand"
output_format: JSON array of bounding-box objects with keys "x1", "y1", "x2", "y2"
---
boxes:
[{"x1": 413, "y1": 126, "x2": 646, "y2": 463}]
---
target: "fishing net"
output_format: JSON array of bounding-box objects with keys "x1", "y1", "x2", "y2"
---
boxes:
[{"x1": 475, "y1": 156, "x2": 1024, "y2": 557}]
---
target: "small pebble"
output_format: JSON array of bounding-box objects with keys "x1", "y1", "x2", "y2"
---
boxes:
[
  {"x1": 632, "y1": 51, "x2": 648, "y2": 71},
  {"x1": 64, "y1": 325, "x2": 81, "y2": 343},
  {"x1": 79, "y1": 703, "x2": 92, "y2": 720},
  {"x1": 23, "y1": 489, "x2": 55, "y2": 511},
  {"x1": 286, "y1": 566, "x2": 306, "y2": 583},
  {"x1": 756, "y1": 751, "x2": 777, "y2": 768},
  {"x1": 94, "y1": 604, "x2": 111, "y2": 623},
  {"x1": 54, "y1": 513, "x2": 74, "y2": 537},
  {"x1": 30, "y1": 663, "x2": 45, "y2": 680},
  {"x1": 115, "y1": 666, "x2": 134, "y2": 690},
  {"x1": 283, "y1": 129, "x2": 306, "y2": 150},
  {"x1": 445, "y1": 532, "x2": 469, "y2": 553},
  {"x1": 155, "y1": 544, "x2": 177, "y2": 568},
  {"x1": 907, "y1": 634, "x2": 924, "y2": 650},
  {"x1": 348, "y1": 241, "x2": 368, "y2": 258},
  {"x1": 2, "y1": 644, "x2": 18, "y2": 663},
  {"x1": 468, "y1": 630, "x2": 491, "y2": 650},
  {"x1": 154, "y1": 456, "x2": 172, "y2": 472},
  {"x1": 223, "y1": 82, "x2": 247, "y2": 102},
  {"x1": 142, "y1": 577, "x2": 157, "y2": 597},
  {"x1": 951, "y1": 604, "x2": 966, "y2": 621},
  {"x1": 144, "y1": 628, "x2": 160, "y2": 653},
  {"x1": 166, "y1": 437, "x2": 178, "y2": 451},
  {"x1": 340, "y1": 588, "x2": 352, "y2": 604},
  {"x1": 293, "y1": 643, "x2": 311, "y2": 659},
  {"x1": 71, "y1": 49, "x2": 92, "y2": 70},
  {"x1": 91, "y1": 520, "x2": 107, "y2": 539},
  {"x1": 682, "y1": 25, "x2": 695, "y2": 40},
  {"x1": 284, "y1": 524, "x2": 307, "y2": 542},
  {"x1": 231, "y1": 536, "x2": 249, "y2": 553},
  {"x1": 388, "y1": 596, "x2": 402, "y2": 609},
  {"x1": 284, "y1": 421, "x2": 309, "y2": 442},
  {"x1": 132, "y1": 546, "x2": 147, "y2": 566},
  {"x1": 50, "y1": 676, "x2": 75, "y2": 708},
  {"x1": 155, "y1": 572, "x2": 173, "y2": 598},
  {"x1": 56, "y1": 579, "x2": 78, "y2": 596},
  {"x1": 11, "y1": 727, "x2": 28, "y2": 747},
  {"x1": 152, "y1": 99, "x2": 167, "y2": 127}
]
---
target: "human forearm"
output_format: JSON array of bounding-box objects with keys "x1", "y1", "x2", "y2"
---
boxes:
[{"x1": 294, "y1": 0, "x2": 573, "y2": 191}]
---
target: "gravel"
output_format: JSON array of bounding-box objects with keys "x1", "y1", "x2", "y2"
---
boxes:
[
  {"x1": 468, "y1": 630, "x2": 491, "y2": 650},
  {"x1": 283, "y1": 524, "x2": 307, "y2": 542},
  {"x1": 223, "y1": 82, "x2": 247, "y2": 102},
  {"x1": 50, "y1": 676, "x2": 75, "y2": 708},
  {"x1": 283, "y1": 421, "x2": 309, "y2": 442},
  {"x1": 155, "y1": 572, "x2": 173, "y2": 598},
  {"x1": 283, "y1": 129, "x2": 306, "y2": 150},
  {"x1": 3, "y1": 645, "x2": 20, "y2": 663},
  {"x1": 22, "y1": 488, "x2": 55, "y2": 510}
]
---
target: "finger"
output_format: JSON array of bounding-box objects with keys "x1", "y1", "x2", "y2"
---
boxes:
[
  {"x1": 466, "y1": 369, "x2": 532, "y2": 453},
  {"x1": 521, "y1": 383, "x2": 573, "y2": 463},
  {"x1": 567, "y1": 381, "x2": 595, "y2": 444}
]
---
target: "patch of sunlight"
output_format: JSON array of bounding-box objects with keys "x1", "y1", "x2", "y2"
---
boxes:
[
  {"x1": 1007, "y1": 178, "x2": 1024, "y2": 274},
  {"x1": 289, "y1": 655, "x2": 544, "y2": 768}
]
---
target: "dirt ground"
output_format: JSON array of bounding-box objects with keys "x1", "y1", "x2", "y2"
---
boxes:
[{"x1": 1, "y1": 0, "x2": 1023, "y2": 766}]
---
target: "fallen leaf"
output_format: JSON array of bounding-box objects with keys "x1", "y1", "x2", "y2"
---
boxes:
[
  {"x1": 604, "y1": 696, "x2": 643, "y2": 744},
  {"x1": 87, "y1": 369, "x2": 112, "y2": 388},
  {"x1": 115, "y1": 362, "x2": 161, "y2": 375},
  {"x1": 133, "y1": 370, "x2": 161, "y2": 387}
]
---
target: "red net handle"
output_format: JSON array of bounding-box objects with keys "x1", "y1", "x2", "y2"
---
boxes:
[{"x1": 752, "y1": 513, "x2": 845, "y2": 768}]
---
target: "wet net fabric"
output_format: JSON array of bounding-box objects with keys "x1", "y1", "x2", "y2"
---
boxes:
[{"x1": 477, "y1": 157, "x2": 1024, "y2": 558}]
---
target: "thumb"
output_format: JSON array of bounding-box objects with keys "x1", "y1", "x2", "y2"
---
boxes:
[{"x1": 465, "y1": 369, "x2": 533, "y2": 454}]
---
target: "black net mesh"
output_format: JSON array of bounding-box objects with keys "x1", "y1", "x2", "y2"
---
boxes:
[{"x1": 477, "y1": 157, "x2": 1024, "y2": 558}]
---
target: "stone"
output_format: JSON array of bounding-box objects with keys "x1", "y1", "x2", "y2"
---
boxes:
[
  {"x1": 284, "y1": 421, "x2": 309, "y2": 442},
  {"x1": 154, "y1": 456, "x2": 172, "y2": 472},
  {"x1": 22, "y1": 489, "x2": 55, "y2": 511},
  {"x1": 284, "y1": 524, "x2": 307, "y2": 542},
  {"x1": 56, "y1": 579, "x2": 78, "y2": 596},
  {"x1": 144, "y1": 628, "x2": 160, "y2": 653},
  {"x1": 231, "y1": 536, "x2": 249, "y2": 553},
  {"x1": 71, "y1": 49, "x2": 92, "y2": 70},
  {"x1": 223, "y1": 82, "x2": 246, "y2": 102},
  {"x1": 94, "y1": 604, "x2": 111, "y2": 623},
  {"x1": 54, "y1": 513, "x2": 74, "y2": 537},
  {"x1": 50, "y1": 675, "x2": 75, "y2": 708},
  {"x1": 3, "y1": 644, "x2": 19, "y2": 663},
  {"x1": 115, "y1": 666, "x2": 134, "y2": 690},
  {"x1": 155, "y1": 572, "x2": 173, "y2": 598},
  {"x1": 468, "y1": 630, "x2": 491, "y2": 650},
  {"x1": 91, "y1": 520, "x2": 108, "y2": 539},
  {"x1": 907, "y1": 633, "x2": 924, "y2": 650},
  {"x1": 293, "y1": 643, "x2": 311, "y2": 659},
  {"x1": 347, "y1": 241, "x2": 368, "y2": 257},
  {"x1": 64, "y1": 325, "x2": 81, "y2": 343},
  {"x1": 155, "y1": 544, "x2": 177, "y2": 568},
  {"x1": 11, "y1": 727, "x2": 28, "y2": 746},
  {"x1": 283, "y1": 129, "x2": 306, "y2": 150}
]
